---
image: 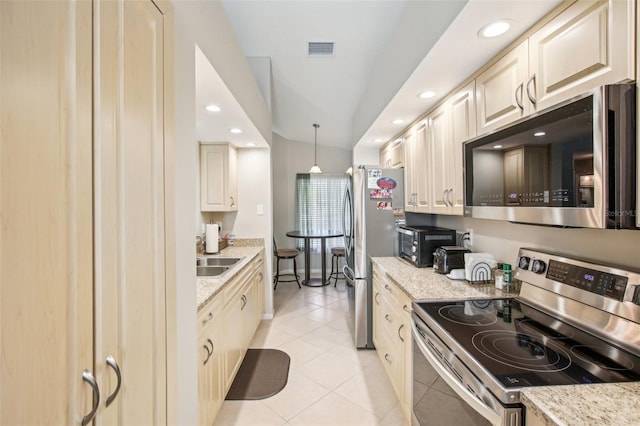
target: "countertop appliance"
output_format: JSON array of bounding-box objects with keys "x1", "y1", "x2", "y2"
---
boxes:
[
  {"x1": 396, "y1": 225, "x2": 456, "y2": 268},
  {"x1": 433, "y1": 246, "x2": 471, "y2": 274},
  {"x1": 412, "y1": 247, "x2": 640, "y2": 425},
  {"x1": 464, "y1": 84, "x2": 636, "y2": 229},
  {"x1": 342, "y1": 165, "x2": 404, "y2": 348}
]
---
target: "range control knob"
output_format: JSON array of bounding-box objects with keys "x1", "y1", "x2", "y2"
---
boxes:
[
  {"x1": 531, "y1": 259, "x2": 547, "y2": 274},
  {"x1": 518, "y1": 256, "x2": 531, "y2": 270}
]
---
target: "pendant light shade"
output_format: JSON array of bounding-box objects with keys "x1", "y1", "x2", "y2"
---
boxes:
[{"x1": 309, "y1": 123, "x2": 322, "y2": 173}]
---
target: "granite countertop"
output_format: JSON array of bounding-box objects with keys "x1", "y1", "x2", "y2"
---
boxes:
[
  {"x1": 372, "y1": 256, "x2": 640, "y2": 425},
  {"x1": 521, "y1": 383, "x2": 640, "y2": 426},
  {"x1": 371, "y1": 256, "x2": 516, "y2": 301},
  {"x1": 196, "y1": 246, "x2": 263, "y2": 311}
]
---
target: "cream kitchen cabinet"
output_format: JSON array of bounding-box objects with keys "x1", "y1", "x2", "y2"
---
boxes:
[
  {"x1": 1, "y1": 1, "x2": 172, "y2": 424},
  {"x1": 404, "y1": 123, "x2": 431, "y2": 213},
  {"x1": 372, "y1": 264, "x2": 412, "y2": 423},
  {"x1": 380, "y1": 138, "x2": 404, "y2": 169},
  {"x1": 200, "y1": 143, "x2": 239, "y2": 212},
  {"x1": 528, "y1": 0, "x2": 635, "y2": 112},
  {"x1": 429, "y1": 82, "x2": 476, "y2": 216},
  {"x1": 475, "y1": 40, "x2": 530, "y2": 134},
  {"x1": 198, "y1": 297, "x2": 224, "y2": 426},
  {"x1": 198, "y1": 249, "x2": 265, "y2": 424},
  {"x1": 477, "y1": 0, "x2": 634, "y2": 135}
]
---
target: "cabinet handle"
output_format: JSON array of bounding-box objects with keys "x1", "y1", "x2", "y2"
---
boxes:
[
  {"x1": 398, "y1": 324, "x2": 405, "y2": 342},
  {"x1": 203, "y1": 342, "x2": 211, "y2": 365},
  {"x1": 385, "y1": 314, "x2": 392, "y2": 323},
  {"x1": 515, "y1": 82, "x2": 524, "y2": 110},
  {"x1": 403, "y1": 304, "x2": 410, "y2": 313},
  {"x1": 201, "y1": 312, "x2": 213, "y2": 326},
  {"x1": 105, "y1": 355, "x2": 122, "y2": 408},
  {"x1": 230, "y1": 196, "x2": 236, "y2": 207},
  {"x1": 240, "y1": 294, "x2": 247, "y2": 310},
  {"x1": 384, "y1": 353, "x2": 392, "y2": 363},
  {"x1": 375, "y1": 292, "x2": 380, "y2": 305},
  {"x1": 81, "y1": 369, "x2": 100, "y2": 426},
  {"x1": 204, "y1": 338, "x2": 215, "y2": 366},
  {"x1": 526, "y1": 74, "x2": 536, "y2": 105},
  {"x1": 384, "y1": 284, "x2": 390, "y2": 291}
]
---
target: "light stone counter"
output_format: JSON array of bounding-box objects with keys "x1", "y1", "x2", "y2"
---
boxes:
[
  {"x1": 521, "y1": 383, "x2": 640, "y2": 426},
  {"x1": 373, "y1": 257, "x2": 640, "y2": 426},
  {"x1": 196, "y1": 246, "x2": 263, "y2": 311},
  {"x1": 371, "y1": 256, "x2": 516, "y2": 301}
]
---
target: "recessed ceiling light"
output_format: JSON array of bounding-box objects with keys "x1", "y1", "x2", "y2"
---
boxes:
[
  {"x1": 534, "y1": 131, "x2": 546, "y2": 137},
  {"x1": 205, "y1": 104, "x2": 221, "y2": 112},
  {"x1": 246, "y1": 142, "x2": 256, "y2": 147},
  {"x1": 373, "y1": 138, "x2": 384, "y2": 143},
  {"x1": 492, "y1": 144, "x2": 503, "y2": 149},
  {"x1": 478, "y1": 20, "x2": 511, "y2": 38},
  {"x1": 229, "y1": 128, "x2": 242, "y2": 134},
  {"x1": 418, "y1": 91, "x2": 435, "y2": 99},
  {"x1": 391, "y1": 119, "x2": 405, "y2": 125}
]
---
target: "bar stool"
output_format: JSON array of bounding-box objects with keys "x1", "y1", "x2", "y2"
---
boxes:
[
  {"x1": 273, "y1": 237, "x2": 301, "y2": 290},
  {"x1": 328, "y1": 246, "x2": 346, "y2": 287}
]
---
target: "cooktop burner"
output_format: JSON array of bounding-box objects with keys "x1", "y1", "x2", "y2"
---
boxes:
[{"x1": 415, "y1": 298, "x2": 640, "y2": 389}]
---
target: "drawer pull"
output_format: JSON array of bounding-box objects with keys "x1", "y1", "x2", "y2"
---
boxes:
[
  {"x1": 384, "y1": 353, "x2": 392, "y2": 363},
  {"x1": 384, "y1": 314, "x2": 392, "y2": 323},
  {"x1": 201, "y1": 312, "x2": 213, "y2": 326},
  {"x1": 398, "y1": 324, "x2": 405, "y2": 342},
  {"x1": 403, "y1": 304, "x2": 410, "y2": 313}
]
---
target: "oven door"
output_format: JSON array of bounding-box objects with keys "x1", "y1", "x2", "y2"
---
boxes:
[{"x1": 412, "y1": 317, "x2": 522, "y2": 426}]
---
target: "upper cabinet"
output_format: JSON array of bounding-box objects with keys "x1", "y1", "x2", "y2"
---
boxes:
[
  {"x1": 380, "y1": 138, "x2": 404, "y2": 169},
  {"x1": 430, "y1": 82, "x2": 476, "y2": 215},
  {"x1": 200, "y1": 143, "x2": 238, "y2": 212},
  {"x1": 404, "y1": 124, "x2": 431, "y2": 213},
  {"x1": 529, "y1": 0, "x2": 635, "y2": 112},
  {"x1": 477, "y1": 0, "x2": 634, "y2": 135},
  {"x1": 475, "y1": 41, "x2": 530, "y2": 134}
]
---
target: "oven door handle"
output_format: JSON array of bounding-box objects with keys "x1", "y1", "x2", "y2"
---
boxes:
[{"x1": 411, "y1": 321, "x2": 502, "y2": 426}]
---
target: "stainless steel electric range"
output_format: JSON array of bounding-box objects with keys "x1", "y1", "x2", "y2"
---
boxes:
[{"x1": 411, "y1": 248, "x2": 640, "y2": 426}]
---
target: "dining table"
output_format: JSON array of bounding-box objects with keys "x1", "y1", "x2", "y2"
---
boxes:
[{"x1": 285, "y1": 230, "x2": 343, "y2": 287}]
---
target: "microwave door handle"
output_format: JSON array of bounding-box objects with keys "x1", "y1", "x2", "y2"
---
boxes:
[{"x1": 411, "y1": 321, "x2": 502, "y2": 426}]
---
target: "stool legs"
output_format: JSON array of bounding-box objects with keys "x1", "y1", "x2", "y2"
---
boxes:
[{"x1": 273, "y1": 256, "x2": 301, "y2": 290}]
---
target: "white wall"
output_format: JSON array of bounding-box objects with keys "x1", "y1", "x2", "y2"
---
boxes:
[
  {"x1": 271, "y1": 133, "x2": 353, "y2": 276},
  {"x1": 434, "y1": 215, "x2": 640, "y2": 269},
  {"x1": 172, "y1": 1, "x2": 272, "y2": 423}
]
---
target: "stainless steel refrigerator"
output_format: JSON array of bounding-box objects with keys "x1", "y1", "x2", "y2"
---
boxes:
[{"x1": 342, "y1": 165, "x2": 405, "y2": 348}]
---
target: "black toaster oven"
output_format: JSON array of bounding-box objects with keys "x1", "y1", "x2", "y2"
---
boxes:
[{"x1": 396, "y1": 225, "x2": 456, "y2": 267}]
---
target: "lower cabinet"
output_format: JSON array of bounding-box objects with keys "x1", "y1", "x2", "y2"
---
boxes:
[
  {"x1": 198, "y1": 249, "x2": 265, "y2": 425},
  {"x1": 372, "y1": 264, "x2": 412, "y2": 422}
]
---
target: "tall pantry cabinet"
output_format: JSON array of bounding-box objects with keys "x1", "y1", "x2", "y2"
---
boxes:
[{"x1": 0, "y1": 1, "x2": 173, "y2": 424}]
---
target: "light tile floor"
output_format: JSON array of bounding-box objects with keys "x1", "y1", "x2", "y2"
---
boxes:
[{"x1": 213, "y1": 279, "x2": 410, "y2": 426}]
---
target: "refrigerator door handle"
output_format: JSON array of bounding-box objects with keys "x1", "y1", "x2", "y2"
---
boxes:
[
  {"x1": 343, "y1": 264, "x2": 355, "y2": 284},
  {"x1": 342, "y1": 186, "x2": 353, "y2": 260}
]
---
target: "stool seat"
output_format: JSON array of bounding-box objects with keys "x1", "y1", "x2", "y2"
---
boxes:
[
  {"x1": 273, "y1": 237, "x2": 301, "y2": 290},
  {"x1": 329, "y1": 246, "x2": 346, "y2": 287},
  {"x1": 331, "y1": 247, "x2": 345, "y2": 256}
]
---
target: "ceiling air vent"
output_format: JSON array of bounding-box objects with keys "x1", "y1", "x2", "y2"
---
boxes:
[{"x1": 308, "y1": 41, "x2": 334, "y2": 57}]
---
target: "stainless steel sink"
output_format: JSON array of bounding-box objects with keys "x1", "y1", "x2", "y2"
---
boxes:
[
  {"x1": 196, "y1": 256, "x2": 243, "y2": 267},
  {"x1": 196, "y1": 265, "x2": 230, "y2": 277}
]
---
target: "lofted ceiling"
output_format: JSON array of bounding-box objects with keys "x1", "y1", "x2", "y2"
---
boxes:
[{"x1": 197, "y1": 0, "x2": 563, "y2": 151}]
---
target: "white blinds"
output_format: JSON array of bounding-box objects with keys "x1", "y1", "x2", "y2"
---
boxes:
[{"x1": 295, "y1": 173, "x2": 349, "y2": 252}]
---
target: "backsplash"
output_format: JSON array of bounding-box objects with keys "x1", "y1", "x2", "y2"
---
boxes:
[{"x1": 228, "y1": 238, "x2": 264, "y2": 247}]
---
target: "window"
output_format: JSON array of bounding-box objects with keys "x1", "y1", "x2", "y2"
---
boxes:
[{"x1": 295, "y1": 173, "x2": 349, "y2": 252}]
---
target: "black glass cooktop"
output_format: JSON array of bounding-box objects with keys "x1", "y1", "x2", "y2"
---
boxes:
[{"x1": 414, "y1": 298, "x2": 640, "y2": 389}]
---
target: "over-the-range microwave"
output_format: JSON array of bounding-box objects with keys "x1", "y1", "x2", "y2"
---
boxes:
[{"x1": 463, "y1": 84, "x2": 637, "y2": 229}]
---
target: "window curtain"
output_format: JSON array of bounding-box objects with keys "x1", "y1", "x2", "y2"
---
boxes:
[{"x1": 295, "y1": 173, "x2": 349, "y2": 252}]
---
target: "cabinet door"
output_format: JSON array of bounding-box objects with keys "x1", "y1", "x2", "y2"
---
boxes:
[
  {"x1": 476, "y1": 41, "x2": 529, "y2": 134},
  {"x1": 403, "y1": 130, "x2": 417, "y2": 211},
  {"x1": 428, "y1": 105, "x2": 451, "y2": 214},
  {"x1": 0, "y1": 1, "x2": 94, "y2": 424},
  {"x1": 529, "y1": 0, "x2": 635, "y2": 112},
  {"x1": 414, "y1": 123, "x2": 431, "y2": 212},
  {"x1": 449, "y1": 83, "x2": 476, "y2": 214},
  {"x1": 200, "y1": 144, "x2": 238, "y2": 212},
  {"x1": 93, "y1": 0, "x2": 167, "y2": 424},
  {"x1": 198, "y1": 303, "x2": 224, "y2": 426}
]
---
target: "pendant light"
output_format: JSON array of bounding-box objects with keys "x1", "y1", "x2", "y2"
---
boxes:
[{"x1": 309, "y1": 123, "x2": 322, "y2": 173}]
